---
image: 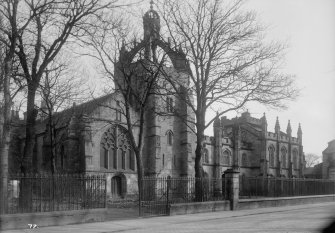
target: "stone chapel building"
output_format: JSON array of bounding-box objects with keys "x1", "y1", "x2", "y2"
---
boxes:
[
  {"x1": 203, "y1": 111, "x2": 305, "y2": 180},
  {"x1": 8, "y1": 5, "x2": 305, "y2": 198}
]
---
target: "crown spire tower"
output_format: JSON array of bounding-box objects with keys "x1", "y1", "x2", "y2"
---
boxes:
[{"x1": 143, "y1": 0, "x2": 160, "y2": 60}]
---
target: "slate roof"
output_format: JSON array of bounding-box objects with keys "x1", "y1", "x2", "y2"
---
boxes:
[{"x1": 38, "y1": 93, "x2": 116, "y2": 126}]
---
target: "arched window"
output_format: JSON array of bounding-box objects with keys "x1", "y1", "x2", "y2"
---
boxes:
[
  {"x1": 268, "y1": 145, "x2": 275, "y2": 168},
  {"x1": 281, "y1": 147, "x2": 287, "y2": 168},
  {"x1": 166, "y1": 97, "x2": 174, "y2": 113},
  {"x1": 100, "y1": 125, "x2": 135, "y2": 171},
  {"x1": 221, "y1": 150, "x2": 231, "y2": 166},
  {"x1": 293, "y1": 149, "x2": 298, "y2": 169},
  {"x1": 166, "y1": 130, "x2": 173, "y2": 146},
  {"x1": 202, "y1": 148, "x2": 209, "y2": 164},
  {"x1": 242, "y1": 153, "x2": 248, "y2": 167}
]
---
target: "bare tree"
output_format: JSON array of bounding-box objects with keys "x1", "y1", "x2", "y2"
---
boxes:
[
  {"x1": 0, "y1": 4, "x2": 18, "y2": 214},
  {"x1": 305, "y1": 153, "x2": 321, "y2": 168},
  {"x1": 0, "y1": 0, "x2": 119, "y2": 174},
  {"x1": 38, "y1": 55, "x2": 89, "y2": 174},
  {"x1": 158, "y1": 0, "x2": 298, "y2": 178}
]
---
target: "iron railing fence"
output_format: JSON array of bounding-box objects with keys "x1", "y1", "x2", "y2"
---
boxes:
[
  {"x1": 4, "y1": 173, "x2": 106, "y2": 214},
  {"x1": 239, "y1": 176, "x2": 335, "y2": 198},
  {"x1": 140, "y1": 176, "x2": 229, "y2": 216}
]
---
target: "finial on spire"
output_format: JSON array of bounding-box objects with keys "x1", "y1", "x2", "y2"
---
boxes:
[
  {"x1": 275, "y1": 116, "x2": 280, "y2": 132},
  {"x1": 297, "y1": 123, "x2": 302, "y2": 135},
  {"x1": 261, "y1": 112, "x2": 267, "y2": 124},
  {"x1": 286, "y1": 120, "x2": 292, "y2": 136},
  {"x1": 150, "y1": 0, "x2": 154, "y2": 10}
]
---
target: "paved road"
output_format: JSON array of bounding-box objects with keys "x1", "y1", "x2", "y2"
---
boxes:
[{"x1": 2, "y1": 202, "x2": 335, "y2": 233}]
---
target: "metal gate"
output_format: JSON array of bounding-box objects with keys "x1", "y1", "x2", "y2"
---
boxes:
[
  {"x1": 139, "y1": 177, "x2": 227, "y2": 217},
  {"x1": 140, "y1": 177, "x2": 170, "y2": 217}
]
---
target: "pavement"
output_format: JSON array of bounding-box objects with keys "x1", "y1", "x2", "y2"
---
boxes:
[{"x1": 2, "y1": 202, "x2": 335, "y2": 233}]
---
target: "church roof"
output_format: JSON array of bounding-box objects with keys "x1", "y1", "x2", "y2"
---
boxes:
[{"x1": 50, "y1": 93, "x2": 116, "y2": 124}]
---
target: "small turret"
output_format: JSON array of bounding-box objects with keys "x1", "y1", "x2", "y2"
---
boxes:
[
  {"x1": 143, "y1": 1, "x2": 160, "y2": 60},
  {"x1": 261, "y1": 113, "x2": 267, "y2": 126},
  {"x1": 214, "y1": 113, "x2": 220, "y2": 127},
  {"x1": 275, "y1": 116, "x2": 280, "y2": 133},
  {"x1": 260, "y1": 112, "x2": 267, "y2": 136},
  {"x1": 286, "y1": 120, "x2": 292, "y2": 137},
  {"x1": 241, "y1": 110, "x2": 250, "y2": 119},
  {"x1": 143, "y1": 1, "x2": 160, "y2": 41},
  {"x1": 297, "y1": 123, "x2": 302, "y2": 144}
]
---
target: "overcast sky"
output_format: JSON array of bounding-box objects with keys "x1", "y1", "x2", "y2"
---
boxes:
[{"x1": 240, "y1": 0, "x2": 335, "y2": 156}]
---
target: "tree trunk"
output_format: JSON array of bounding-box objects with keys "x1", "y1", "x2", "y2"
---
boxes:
[
  {"x1": 0, "y1": 59, "x2": 12, "y2": 214},
  {"x1": 135, "y1": 149, "x2": 144, "y2": 215},
  {"x1": 22, "y1": 84, "x2": 38, "y2": 174},
  {"x1": 49, "y1": 115, "x2": 56, "y2": 174},
  {"x1": 194, "y1": 122, "x2": 205, "y2": 201},
  {"x1": 19, "y1": 84, "x2": 38, "y2": 212}
]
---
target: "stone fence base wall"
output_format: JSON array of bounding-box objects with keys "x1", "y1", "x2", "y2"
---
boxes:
[
  {"x1": 0, "y1": 208, "x2": 108, "y2": 231},
  {"x1": 238, "y1": 195, "x2": 335, "y2": 210},
  {"x1": 169, "y1": 200, "x2": 230, "y2": 216}
]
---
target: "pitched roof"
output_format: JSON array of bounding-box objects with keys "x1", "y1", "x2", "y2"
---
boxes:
[{"x1": 38, "y1": 93, "x2": 116, "y2": 126}]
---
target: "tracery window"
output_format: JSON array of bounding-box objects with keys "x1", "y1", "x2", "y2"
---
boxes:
[
  {"x1": 268, "y1": 145, "x2": 275, "y2": 168},
  {"x1": 166, "y1": 97, "x2": 174, "y2": 113},
  {"x1": 281, "y1": 147, "x2": 287, "y2": 168},
  {"x1": 100, "y1": 125, "x2": 135, "y2": 171}
]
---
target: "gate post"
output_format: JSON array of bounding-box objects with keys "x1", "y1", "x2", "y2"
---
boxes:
[{"x1": 225, "y1": 169, "x2": 240, "y2": 210}]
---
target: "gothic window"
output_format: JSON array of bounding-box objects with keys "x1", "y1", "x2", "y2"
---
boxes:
[
  {"x1": 129, "y1": 151, "x2": 135, "y2": 170},
  {"x1": 281, "y1": 147, "x2": 287, "y2": 168},
  {"x1": 100, "y1": 125, "x2": 135, "y2": 171},
  {"x1": 115, "y1": 109, "x2": 121, "y2": 121},
  {"x1": 242, "y1": 153, "x2": 248, "y2": 167},
  {"x1": 100, "y1": 147, "x2": 108, "y2": 169},
  {"x1": 293, "y1": 149, "x2": 298, "y2": 169},
  {"x1": 166, "y1": 130, "x2": 173, "y2": 146},
  {"x1": 221, "y1": 150, "x2": 231, "y2": 166},
  {"x1": 122, "y1": 151, "x2": 126, "y2": 170},
  {"x1": 268, "y1": 145, "x2": 275, "y2": 168},
  {"x1": 202, "y1": 148, "x2": 209, "y2": 164},
  {"x1": 166, "y1": 97, "x2": 174, "y2": 113}
]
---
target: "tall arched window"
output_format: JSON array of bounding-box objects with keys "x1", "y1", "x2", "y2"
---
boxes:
[
  {"x1": 100, "y1": 125, "x2": 135, "y2": 171},
  {"x1": 242, "y1": 153, "x2": 248, "y2": 167},
  {"x1": 202, "y1": 148, "x2": 209, "y2": 164},
  {"x1": 221, "y1": 150, "x2": 231, "y2": 166},
  {"x1": 166, "y1": 97, "x2": 174, "y2": 113},
  {"x1": 268, "y1": 145, "x2": 275, "y2": 168},
  {"x1": 166, "y1": 130, "x2": 173, "y2": 146},
  {"x1": 293, "y1": 149, "x2": 298, "y2": 169},
  {"x1": 281, "y1": 147, "x2": 287, "y2": 168}
]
